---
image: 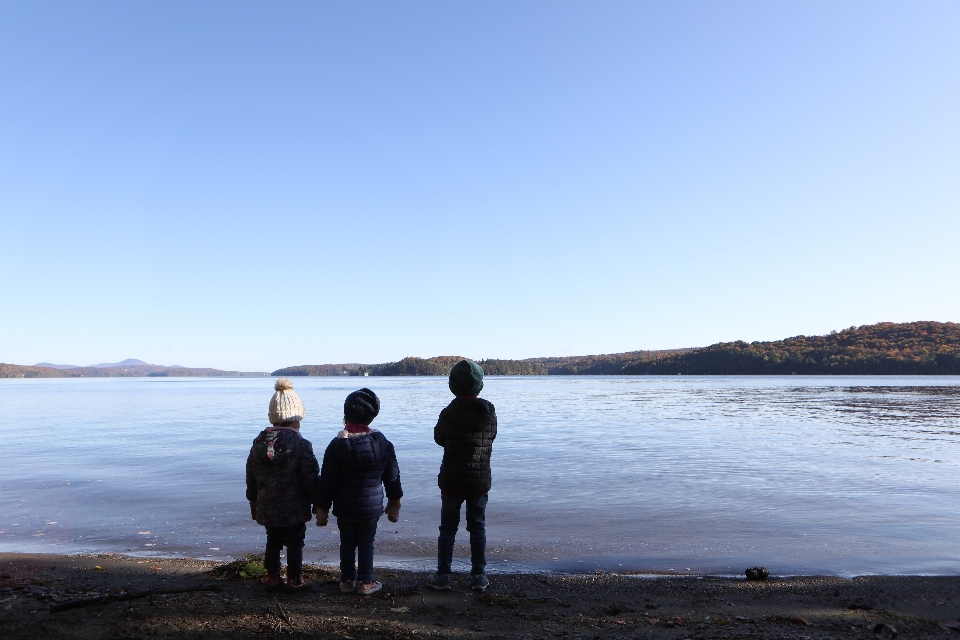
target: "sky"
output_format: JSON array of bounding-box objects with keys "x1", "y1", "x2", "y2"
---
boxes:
[{"x1": 1, "y1": 1, "x2": 958, "y2": 372}]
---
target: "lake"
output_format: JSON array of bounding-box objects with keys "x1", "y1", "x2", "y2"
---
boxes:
[{"x1": 1, "y1": 375, "x2": 958, "y2": 576}]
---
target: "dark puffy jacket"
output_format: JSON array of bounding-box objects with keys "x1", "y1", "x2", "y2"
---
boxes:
[
  {"x1": 316, "y1": 430, "x2": 402, "y2": 520},
  {"x1": 246, "y1": 427, "x2": 320, "y2": 528},
  {"x1": 434, "y1": 397, "x2": 497, "y2": 495}
]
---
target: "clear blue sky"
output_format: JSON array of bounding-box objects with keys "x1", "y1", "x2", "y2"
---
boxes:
[{"x1": 1, "y1": 1, "x2": 958, "y2": 372}]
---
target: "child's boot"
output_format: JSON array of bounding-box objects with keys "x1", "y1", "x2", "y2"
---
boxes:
[
  {"x1": 286, "y1": 572, "x2": 313, "y2": 592},
  {"x1": 262, "y1": 570, "x2": 286, "y2": 592}
]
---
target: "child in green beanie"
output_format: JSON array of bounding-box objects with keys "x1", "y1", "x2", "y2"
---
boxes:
[{"x1": 427, "y1": 359, "x2": 497, "y2": 592}]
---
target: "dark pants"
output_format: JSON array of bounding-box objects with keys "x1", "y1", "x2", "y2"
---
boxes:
[
  {"x1": 337, "y1": 517, "x2": 379, "y2": 583},
  {"x1": 438, "y1": 494, "x2": 487, "y2": 575},
  {"x1": 264, "y1": 524, "x2": 306, "y2": 575}
]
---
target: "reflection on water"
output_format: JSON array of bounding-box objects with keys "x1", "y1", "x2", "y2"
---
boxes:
[{"x1": 0, "y1": 376, "x2": 958, "y2": 575}]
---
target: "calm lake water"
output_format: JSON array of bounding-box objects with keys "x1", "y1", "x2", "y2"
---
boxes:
[{"x1": 1, "y1": 376, "x2": 958, "y2": 576}]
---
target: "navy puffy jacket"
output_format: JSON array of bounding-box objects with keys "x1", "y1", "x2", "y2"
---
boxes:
[{"x1": 316, "y1": 429, "x2": 403, "y2": 520}]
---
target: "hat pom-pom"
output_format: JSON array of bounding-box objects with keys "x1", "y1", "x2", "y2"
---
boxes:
[{"x1": 275, "y1": 377, "x2": 294, "y2": 392}]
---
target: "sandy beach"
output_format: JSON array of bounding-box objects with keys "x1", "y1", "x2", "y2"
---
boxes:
[{"x1": 2, "y1": 553, "x2": 959, "y2": 639}]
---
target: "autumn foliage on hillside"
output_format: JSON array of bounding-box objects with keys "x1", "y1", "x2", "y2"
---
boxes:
[
  {"x1": 528, "y1": 350, "x2": 692, "y2": 375},
  {"x1": 273, "y1": 322, "x2": 960, "y2": 377},
  {"x1": 0, "y1": 363, "x2": 64, "y2": 378},
  {"x1": 274, "y1": 356, "x2": 549, "y2": 377},
  {"x1": 626, "y1": 321, "x2": 960, "y2": 375}
]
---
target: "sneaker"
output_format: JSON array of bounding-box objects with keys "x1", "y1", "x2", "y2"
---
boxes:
[
  {"x1": 358, "y1": 580, "x2": 382, "y2": 595},
  {"x1": 426, "y1": 572, "x2": 452, "y2": 591},
  {"x1": 470, "y1": 573, "x2": 489, "y2": 591},
  {"x1": 340, "y1": 580, "x2": 356, "y2": 593}
]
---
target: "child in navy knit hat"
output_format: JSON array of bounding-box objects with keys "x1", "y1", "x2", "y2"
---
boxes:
[{"x1": 314, "y1": 388, "x2": 403, "y2": 595}]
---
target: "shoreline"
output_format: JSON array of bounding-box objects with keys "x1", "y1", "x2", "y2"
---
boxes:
[
  {"x1": 8, "y1": 544, "x2": 956, "y2": 579},
  {"x1": 2, "y1": 553, "x2": 959, "y2": 639}
]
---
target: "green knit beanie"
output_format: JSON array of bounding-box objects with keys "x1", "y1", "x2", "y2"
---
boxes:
[{"x1": 449, "y1": 359, "x2": 484, "y2": 396}]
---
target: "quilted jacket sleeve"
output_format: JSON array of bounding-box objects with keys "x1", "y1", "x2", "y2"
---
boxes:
[
  {"x1": 245, "y1": 444, "x2": 258, "y2": 502},
  {"x1": 315, "y1": 439, "x2": 340, "y2": 512},
  {"x1": 434, "y1": 407, "x2": 448, "y2": 447},
  {"x1": 298, "y1": 440, "x2": 321, "y2": 509},
  {"x1": 381, "y1": 439, "x2": 403, "y2": 501}
]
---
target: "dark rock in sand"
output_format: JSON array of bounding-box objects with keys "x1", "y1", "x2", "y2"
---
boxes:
[{"x1": 744, "y1": 566, "x2": 769, "y2": 581}]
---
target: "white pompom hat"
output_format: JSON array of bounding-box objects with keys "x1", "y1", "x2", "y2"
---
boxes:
[{"x1": 268, "y1": 378, "x2": 306, "y2": 425}]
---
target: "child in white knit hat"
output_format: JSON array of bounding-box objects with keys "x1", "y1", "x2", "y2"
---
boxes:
[{"x1": 245, "y1": 378, "x2": 320, "y2": 592}]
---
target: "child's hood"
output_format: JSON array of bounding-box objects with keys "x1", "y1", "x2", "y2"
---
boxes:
[
  {"x1": 252, "y1": 427, "x2": 304, "y2": 465},
  {"x1": 444, "y1": 397, "x2": 495, "y2": 432},
  {"x1": 331, "y1": 429, "x2": 389, "y2": 470}
]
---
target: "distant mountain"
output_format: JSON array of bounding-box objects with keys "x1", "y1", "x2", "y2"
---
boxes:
[
  {"x1": 3, "y1": 361, "x2": 269, "y2": 378},
  {"x1": 35, "y1": 359, "x2": 156, "y2": 369},
  {"x1": 89, "y1": 359, "x2": 152, "y2": 368},
  {"x1": 273, "y1": 321, "x2": 960, "y2": 377}
]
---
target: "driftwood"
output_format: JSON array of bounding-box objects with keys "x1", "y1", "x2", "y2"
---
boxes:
[
  {"x1": 50, "y1": 583, "x2": 223, "y2": 613},
  {"x1": 274, "y1": 596, "x2": 295, "y2": 630}
]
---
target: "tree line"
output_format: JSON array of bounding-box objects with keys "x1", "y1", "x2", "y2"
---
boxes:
[{"x1": 272, "y1": 321, "x2": 960, "y2": 377}]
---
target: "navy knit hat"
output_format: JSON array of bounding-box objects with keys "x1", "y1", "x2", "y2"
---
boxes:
[
  {"x1": 344, "y1": 388, "x2": 380, "y2": 425},
  {"x1": 449, "y1": 359, "x2": 484, "y2": 396}
]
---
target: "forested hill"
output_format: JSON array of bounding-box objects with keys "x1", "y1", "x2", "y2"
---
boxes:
[
  {"x1": 627, "y1": 321, "x2": 960, "y2": 375},
  {"x1": 272, "y1": 350, "x2": 691, "y2": 377},
  {"x1": 273, "y1": 321, "x2": 960, "y2": 377}
]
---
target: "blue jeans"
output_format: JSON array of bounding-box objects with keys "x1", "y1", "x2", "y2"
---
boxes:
[
  {"x1": 438, "y1": 494, "x2": 487, "y2": 575},
  {"x1": 337, "y1": 517, "x2": 379, "y2": 583},
  {"x1": 264, "y1": 524, "x2": 305, "y2": 574}
]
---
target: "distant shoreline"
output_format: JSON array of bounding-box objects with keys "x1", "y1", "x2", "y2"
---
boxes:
[
  {"x1": 274, "y1": 321, "x2": 960, "y2": 377},
  {"x1": 5, "y1": 320, "x2": 958, "y2": 379},
  {"x1": 4, "y1": 372, "x2": 960, "y2": 381},
  {"x1": 0, "y1": 363, "x2": 269, "y2": 379}
]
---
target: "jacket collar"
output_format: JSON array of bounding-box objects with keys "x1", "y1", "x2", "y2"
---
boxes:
[
  {"x1": 337, "y1": 425, "x2": 379, "y2": 439},
  {"x1": 266, "y1": 425, "x2": 301, "y2": 434}
]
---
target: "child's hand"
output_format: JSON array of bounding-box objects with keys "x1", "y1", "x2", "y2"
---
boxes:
[
  {"x1": 385, "y1": 499, "x2": 401, "y2": 523},
  {"x1": 314, "y1": 507, "x2": 329, "y2": 527},
  {"x1": 249, "y1": 501, "x2": 257, "y2": 521}
]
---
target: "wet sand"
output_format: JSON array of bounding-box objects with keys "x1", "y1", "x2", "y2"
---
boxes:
[{"x1": 2, "y1": 553, "x2": 959, "y2": 639}]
